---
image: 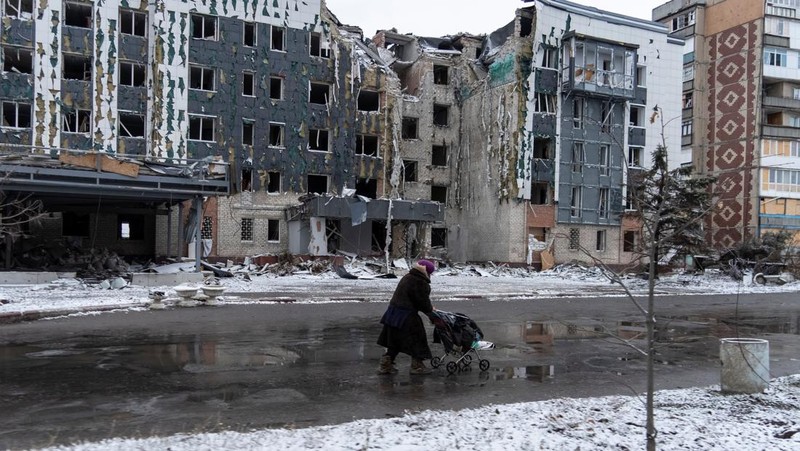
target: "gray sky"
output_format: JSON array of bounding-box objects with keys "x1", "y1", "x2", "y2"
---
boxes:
[{"x1": 325, "y1": 0, "x2": 666, "y2": 37}]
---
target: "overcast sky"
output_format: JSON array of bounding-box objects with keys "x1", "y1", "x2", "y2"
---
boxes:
[{"x1": 325, "y1": 0, "x2": 666, "y2": 38}]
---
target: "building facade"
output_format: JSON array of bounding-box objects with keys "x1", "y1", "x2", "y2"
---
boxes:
[
  {"x1": 654, "y1": 0, "x2": 800, "y2": 247},
  {"x1": 373, "y1": 0, "x2": 683, "y2": 266}
]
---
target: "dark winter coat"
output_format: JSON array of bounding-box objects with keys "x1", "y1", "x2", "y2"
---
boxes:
[{"x1": 376, "y1": 265, "x2": 433, "y2": 359}]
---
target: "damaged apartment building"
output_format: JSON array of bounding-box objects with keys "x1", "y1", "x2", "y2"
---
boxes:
[
  {"x1": 373, "y1": 0, "x2": 684, "y2": 267},
  {"x1": 0, "y1": 0, "x2": 444, "y2": 267},
  {"x1": 0, "y1": 0, "x2": 683, "y2": 269}
]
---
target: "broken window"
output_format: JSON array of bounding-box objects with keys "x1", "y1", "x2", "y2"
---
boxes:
[
  {"x1": 267, "y1": 171, "x2": 281, "y2": 193},
  {"x1": 572, "y1": 98, "x2": 583, "y2": 128},
  {"x1": 269, "y1": 123, "x2": 284, "y2": 147},
  {"x1": 63, "y1": 212, "x2": 90, "y2": 237},
  {"x1": 241, "y1": 218, "x2": 254, "y2": 241},
  {"x1": 309, "y1": 82, "x2": 329, "y2": 104},
  {"x1": 120, "y1": 9, "x2": 146, "y2": 37},
  {"x1": 242, "y1": 120, "x2": 254, "y2": 146},
  {"x1": 308, "y1": 129, "x2": 329, "y2": 152},
  {"x1": 570, "y1": 186, "x2": 582, "y2": 217},
  {"x1": 572, "y1": 142, "x2": 584, "y2": 173},
  {"x1": 387, "y1": 42, "x2": 404, "y2": 59},
  {"x1": 356, "y1": 134, "x2": 379, "y2": 156},
  {"x1": 118, "y1": 214, "x2": 144, "y2": 240},
  {"x1": 432, "y1": 145, "x2": 447, "y2": 166},
  {"x1": 533, "y1": 138, "x2": 551, "y2": 159},
  {"x1": 683, "y1": 92, "x2": 693, "y2": 109},
  {"x1": 119, "y1": 61, "x2": 146, "y2": 87},
  {"x1": 628, "y1": 146, "x2": 643, "y2": 167},
  {"x1": 118, "y1": 112, "x2": 145, "y2": 138},
  {"x1": 596, "y1": 230, "x2": 607, "y2": 251},
  {"x1": 62, "y1": 108, "x2": 90, "y2": 134},
  {"x1": 402, "y1": 117, "x2": 418, "y2": 139},
  {"x1": 307, "y1": 174, "x2": 328, "y2": 194},
  {"x1": 431, "y1": 227, "x2": 447, "y2": 248},
  {"x1": 530, "y1": 182, "x2": 549, "y2": 204},
  {"x1": 191, "y1": 14, "x2": 216, "y2": 40},
  {"x1": 188, "y1": 115, "x2": 215, "y2": 142},
  {"x1": 534, "y1": 93, "x2": 556, "y2": 114},
  {"x1": 599, "y1": 145, "x2": 610, "y2": 176},
  {"x1": 270, "y1": 77, "x2": 283, "y2": 100},
  {"x1": 326, "y1": 219, "x2": 341, "y2": 252},
  {"x1": 64, "y1": 1, "x2": 92, "y2": 28},
  {"x1": 433, "y1": 104, "x2": 449, "y2": 126},
  {"x1": 541, "y1": 45, "x2": 558, "y2": 69},
  {"x1": 242, "y1": 71, "x2": 255, "y2": 96},
  {"x1": 630, "y1": 104, "x2": 645, "y2": 128},
  {"x1": 357, "y1": 90, "x2": 380, "y2": 111},
  {"x1": 201, "y1": 216, "x2": 213, "y2": 240},
  {"x1": 63, "y1": 54, "x2": 91, "y2": 80},
  {"x1": 623, "y1": 230, "x2": 636, "y2": 252},
  {"x1": 267, "y1": 219, "x2": 280, "y2": 242},
  {"x1": 402, "y1": 160, "x2": 418, "y2": 182},
  {"x1": 243, "y1": 22, "x2": 257, "y2": 47},
  {"x1": 5, "y1": 0, "x2": 33, "y2": 18},
  {"x1": 310, "y1": 32, "x2": 330, "y2": 58},
  {"x1": 600, "y1": 102, "x2": 611, "y2": 133},
  {"x1": 569, "y1": 228, "x2": 580, "y2": 250},
  {"x1": 433, "y1": 65, "x2": 449, "y2": 85},
  {"x1": 371, "y1": 220, "x2": 388, "y2": 253},
  {"x1": 356, "y1": 178, "x2": 377, "y2": 199},
  {"x1": 241, "y1": 168, "x2": 253, "y2": 192},
  {"x1": 2, "y1": 46, "x2": 33, "y2": 74},
  {"x1": 1, "y1": 101, "x2": 31, "y2": 128},
  {"x1": 271, "y1": 26, "x2": 285, "y2": 51},
  {"x1": 189, "y1": 65, "x2": 215, "y2": 91},
  {"x1": 598, "y1": 188, "x2": 609, "y2": 219},
  {"x1": 431, "y1": 185, "x2": 447, "y2": 203},
  {"x1": 636, "y1": 65, "x2": 646, "y2": 87}
]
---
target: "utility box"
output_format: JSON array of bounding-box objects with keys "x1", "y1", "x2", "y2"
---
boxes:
[{"x1": 720, "y1": 338, "x2": 770, "y2": 393}]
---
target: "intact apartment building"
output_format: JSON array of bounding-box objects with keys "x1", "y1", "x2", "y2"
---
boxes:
[
  {"x1": 654, "y1": 0, "x2": 800, "y2": 247},
  {"x1": 373, "y1": 0, "x2": 684, "y2": 266},
  {"x1": 0, "y1": 0, "x2": 443, "y2": 263}
]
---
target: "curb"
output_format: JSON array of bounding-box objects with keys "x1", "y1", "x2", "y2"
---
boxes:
[{"x1": 0, "y1": 303, "x2": 144, "y2": 324}]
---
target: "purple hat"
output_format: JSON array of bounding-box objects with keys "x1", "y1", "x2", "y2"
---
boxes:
[{"x1": 418, "y1": 259, "x2": 435, "y2": 275}]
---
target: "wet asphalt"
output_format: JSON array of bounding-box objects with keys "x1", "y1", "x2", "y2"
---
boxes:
[{"x1": 1, "y1": 292, "x2": 799, "y2": 450}]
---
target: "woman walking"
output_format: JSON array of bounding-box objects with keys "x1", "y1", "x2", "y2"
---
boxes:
[{"x1": 376, "y1": 259, "x2": 436, "y2": 375}]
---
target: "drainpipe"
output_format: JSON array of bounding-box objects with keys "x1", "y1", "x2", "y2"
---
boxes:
[{"x1": 194, "y1": 196, "x2": 202, "y2": 272}]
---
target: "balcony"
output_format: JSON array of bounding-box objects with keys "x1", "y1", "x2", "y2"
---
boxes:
[
  {"x1": 763, "y1": 95, "x2": 800, "y2": 110},
  {"x1": 763, "y1": 125, "x2": 800, "y2": 140}
]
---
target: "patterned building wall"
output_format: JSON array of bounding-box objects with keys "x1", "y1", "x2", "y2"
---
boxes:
[
  {"x1": 705, "y1": 21, "x2": 761, "y2": 247},
  {"x1": 33, "y1": 1, "x2": 63, "y2": 149}
]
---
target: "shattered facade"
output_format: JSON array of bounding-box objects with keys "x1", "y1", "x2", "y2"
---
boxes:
[
  {"x1": 374, "y1": 0, "x2": 684, "y2": 266},
  {"x1": 654, "y1": 0, "x2": 800, "y2": 247}
]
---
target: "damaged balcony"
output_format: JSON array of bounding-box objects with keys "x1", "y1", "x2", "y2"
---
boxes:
[
  {"x1": 561, "y1": 34, "x2": 636, "y2": 99},
  {"x1": 285, "y1": 194, "x2": 444, "y2": 258}
]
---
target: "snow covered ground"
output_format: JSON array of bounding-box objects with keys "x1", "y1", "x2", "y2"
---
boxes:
[
  {"x1": 39, "y1": 374, "x2": 800, "y2": 450},
  {"x1": 3, "y1": 265, "x2": 800, "y2": 450},
  {"x1": 1, "y1": 264, "x2": 798, "y2": 317}
]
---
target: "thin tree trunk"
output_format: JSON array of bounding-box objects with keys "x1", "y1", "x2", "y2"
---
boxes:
[{"x1": 646, "y1": 227, "x2": 658, "y2": 451}]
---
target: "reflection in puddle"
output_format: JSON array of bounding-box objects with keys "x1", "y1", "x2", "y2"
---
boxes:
[{"x1": 491, "y1": 365, "x2": 555, "y2": 382}]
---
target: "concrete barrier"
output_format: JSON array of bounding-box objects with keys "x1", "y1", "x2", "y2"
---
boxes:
[
  {"x1": 131, "y1": 272, "x2": 204, "y2": 287},
  {"x1": 720, "y1": 338, "x2": 770, "y2": 393},
  {"x1": 0, "y1": 272, "x2": 77, "y2": 285}
]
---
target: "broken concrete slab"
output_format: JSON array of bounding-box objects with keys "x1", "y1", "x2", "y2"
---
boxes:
[
  {"x1": 0, "y1": 272, "x2": 77, "y2": 285},
  {"x1": 130, "y1": 272, "x2": 204, "y2": 287}
]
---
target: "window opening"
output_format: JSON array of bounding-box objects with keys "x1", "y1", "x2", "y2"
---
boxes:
[
  {"x1": 63, "y1": 54, "x2": 91, "y2": 80},
  {"x1": 356, "y1": 178, "x2": 378, "y2": 199},
  {"x1": 1, "y1": 101, "x2": 31, "y2": 128},
  {"x1": 358, "y1": 90, "x2": 380, "y2": 111},
  {"x1": 269, "y1": 123, "x2": 284, "y2": 147},
  {"x1": 120, "y1": 9, "x2": 146, "y2": 36},
  {"x1": 242, "y1": 121, "x2": 254, "y2": 145},
  {"x1": 432, "y1": 145, "x2": 447, "y2": 166},
  {"x1": 309, "y1": 82, "x2": 329, "y2": 104},
  {"x1": 119, "y1": 61, "x2": 146, "y2": 87},
  {"x1": 356, "y1": 135, "x2": 379, "y2": 156},
  {"x1": 307, "y1": 174, "x2": 328, "y2": 194},
  {"x1": 267, "y1": 172, "x2": 281, "y2": 193},
  {"x1": 242, "y1": 71, "x2": 255, "y2": 96},
  {"x1": 64, "y1": 1, "x2": 92, "y2": 28},
  {"x1": 191, "y1": 14, "x2": 216, "y2": 40},
  {"x1": 402, "y1": 117, "x2": 418, "y2": 139},
  {"x1": 189, "y1": 66, "x2": 215, "y2": 91},
  {"x1": 270, "y1": 77, "x2": 283, "y2": 100},
  {"x1": 308, "y1": 129, "x2": 329, "y2": 151},
  {"x1": 118, "y1": 112, "x2": 145, "y2": 138},
  {"x1": 271, "y1": 26, "x2": 285, "y2": 51},
  {"x1": 189, "y1": 115, "x2": 215, "y2": 141},
  {"x1": 267, "y1": 219, "x2": 280, "y2": 242},
  {"x1": 433, "y1": 65, "x2": 449, "y2": 84},
  {"x1": 243, "y1": 22, "x2": 256, "y2": 47},
  {"x1": 431, "y1": 227, "x2": 447, "y2": 248},
  {"x1": 431, "y1": 185, "x2": 447, "y2": 203},
  {"x1": 2, "y1": 46, "x2": 33, "y2": 73},
  {"x1": 403, "y1": 160, "x2": 418, "y2": 182},
  {"x1": 62, "y1": 109, "x2": 90, "y2": 133},
  {"x1": 310, "y1": 32, "x2": 330, "y2": 58}
]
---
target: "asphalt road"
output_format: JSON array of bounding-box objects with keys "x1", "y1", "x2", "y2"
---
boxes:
[{"x1": 1, "y1": 292, "x2": 799, "y2": 449}]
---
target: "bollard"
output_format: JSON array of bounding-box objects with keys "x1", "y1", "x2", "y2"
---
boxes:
[{"x1": 720, "y1": 338, "x2": 770, "y2": 393}]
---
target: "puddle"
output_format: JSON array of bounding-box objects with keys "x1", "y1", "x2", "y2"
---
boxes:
[{"x1": 490, "y1": 365, "x2": 555, "y2": 381}]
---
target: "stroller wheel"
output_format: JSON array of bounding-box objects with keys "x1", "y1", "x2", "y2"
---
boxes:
[
  {"x1": 479, "y1": 359, "x2": 490, "y2": 371},
  {"x1": 446, "y1": 361, "x2": 458, "y2": 375},
  {"x1": 431, "y1": 357, "x2": 441, "y2": 368},
  {"x1": 462, "y1": 354, "x2": 473, "y2": 366}
]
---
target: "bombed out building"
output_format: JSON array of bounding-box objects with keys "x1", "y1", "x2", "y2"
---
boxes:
[
  {"x1": 0, "y1": 0, "x2": 444, "y2": 268},
  {"x1": 373, "y1": 0, "x2": 685, "y2": 267},
  {"x1": 0, "y1": 0, "x2": 684, "y2": 270}
]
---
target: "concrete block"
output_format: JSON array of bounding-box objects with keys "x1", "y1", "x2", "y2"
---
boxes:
[
  {"x1": 130, "y1": 272, "x2": 204, "y2": 287},
  {"x1": 0, "y1": 272, "x2": 77, "y2": 285}
]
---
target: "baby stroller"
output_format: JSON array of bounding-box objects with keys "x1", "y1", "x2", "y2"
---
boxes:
[{"x1": 428, "y1": 310, "x2": 494, "y2": 374}]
